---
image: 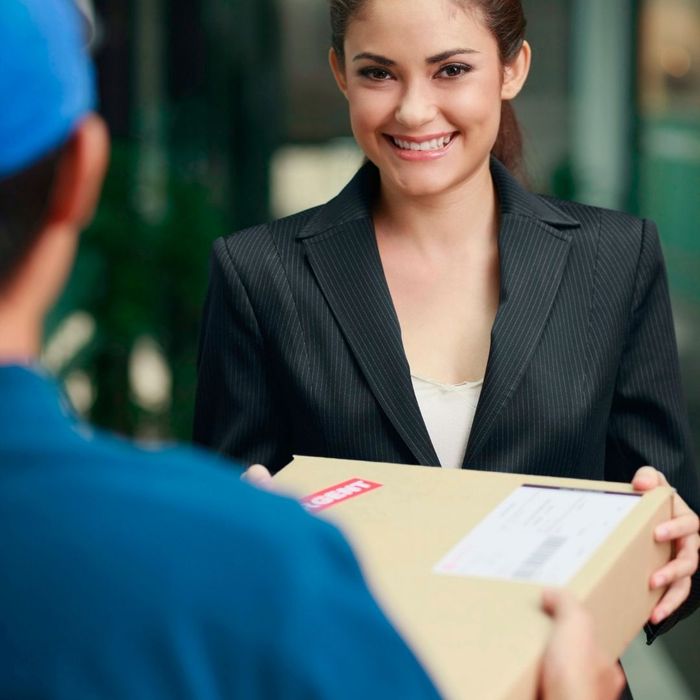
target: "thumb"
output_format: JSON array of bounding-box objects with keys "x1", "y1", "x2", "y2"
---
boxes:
[
  {"x1": 242, "y1": 464, "x2": 274, "y2": 490},
  {"x1": 632, "y1": 465, "x2": 665, "y2": 491}
]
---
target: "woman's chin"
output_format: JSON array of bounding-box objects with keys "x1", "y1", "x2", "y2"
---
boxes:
[{"x1": 385, "y1": 172, "x2": 460, "y2": 200}]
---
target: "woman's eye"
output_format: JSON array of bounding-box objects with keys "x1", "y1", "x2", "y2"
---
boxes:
[
  {"x1": 359, "y1": 67, "x2": 394, "y2": 81},
  {"x1": 437, "y1": 63, "x2": 471, "y2": 78}
]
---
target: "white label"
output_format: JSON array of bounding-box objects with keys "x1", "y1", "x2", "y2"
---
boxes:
[{"x1": 434, "y1": 485, "x2": 641, "y2": 585}]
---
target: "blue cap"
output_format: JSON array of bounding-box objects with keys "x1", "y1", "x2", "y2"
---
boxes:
[{"x1": 0, "y1": 0, "x2": 96, "y2": 178}]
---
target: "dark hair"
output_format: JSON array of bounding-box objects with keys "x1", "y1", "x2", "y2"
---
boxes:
[
  {"x1": 0, "y1": 147, "x2": 64, "y2": 288},
  {"x1": 329, "y1": 0, "x2": 527, "y2": 174}
]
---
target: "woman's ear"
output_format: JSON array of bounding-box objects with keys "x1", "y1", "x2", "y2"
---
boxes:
[
  {"x1": 501, "y1": 40, "x2": 531, "y2": 101},
  {"x1": 329, "y1": 47, "x2": 349, "y2": 99}
]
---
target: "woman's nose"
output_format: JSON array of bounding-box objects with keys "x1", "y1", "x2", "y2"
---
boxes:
[{"x1": 394, "y1": 83, "x2": 438, "y2": 129}]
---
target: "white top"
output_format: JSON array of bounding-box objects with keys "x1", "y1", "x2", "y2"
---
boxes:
[{"x1": 411, "y1": 374, "x2": 483, "y2": 469}]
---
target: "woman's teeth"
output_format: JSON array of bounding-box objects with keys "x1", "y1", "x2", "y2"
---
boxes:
[{"x1": 392, "y1": 134, "x2": 454, "y2": 151}]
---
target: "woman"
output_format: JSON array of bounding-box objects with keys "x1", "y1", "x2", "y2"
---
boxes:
[{"x1": 194, "y1": 0, "x2": 699, "y2": 643}]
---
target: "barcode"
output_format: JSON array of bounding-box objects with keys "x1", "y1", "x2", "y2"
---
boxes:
[{"x1": 513, "y1": 536, "x2": 566, "y2": 580}]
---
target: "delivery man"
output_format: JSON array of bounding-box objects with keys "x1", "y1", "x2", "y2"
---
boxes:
[{"x1": 0, "y1": 0, "x2": 624, "y2": 698}]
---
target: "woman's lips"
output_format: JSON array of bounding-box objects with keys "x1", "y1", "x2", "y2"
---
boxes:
[{"x1": 384, "y1": 132, "x2": 459, "y2": 161}]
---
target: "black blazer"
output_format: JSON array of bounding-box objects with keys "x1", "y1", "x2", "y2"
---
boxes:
[{"x1": 194, "y1": 159, "x2": 699, "y2": 638}]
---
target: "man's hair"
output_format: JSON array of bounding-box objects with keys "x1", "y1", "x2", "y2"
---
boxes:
[{"x1": 0, "y1": 145, "x2": 65, "y2": 288}]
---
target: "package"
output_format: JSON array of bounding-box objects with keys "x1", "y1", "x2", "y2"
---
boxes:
[{"x1": 274, "y1": 456, "x2": 672, "y2": 700}]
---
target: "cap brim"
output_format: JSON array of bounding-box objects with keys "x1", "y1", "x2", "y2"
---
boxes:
[{"x1": 73, "y1": 0, "x2": 98, "y2": 48}]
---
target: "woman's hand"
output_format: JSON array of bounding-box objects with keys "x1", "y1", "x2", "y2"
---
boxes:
[
  {"x1": 632, "y1": 466, "x2": 700, "y2": 624},
  {"x1": 540, "y1": 589, "x2": 624, "y2": 700},
  {"x1": 241, "y1": 463, "x2": 274, "y2": 491}
]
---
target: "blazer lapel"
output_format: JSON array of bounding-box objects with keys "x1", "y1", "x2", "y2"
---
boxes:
[
  {"x1": 464, "y1": 161, "x2": 580, "y2": 465},
  {"x1": 298, "y1": 166, "x2": 440, "y2": 466}
]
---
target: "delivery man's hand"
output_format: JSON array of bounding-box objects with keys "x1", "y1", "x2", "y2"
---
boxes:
[
  {"x1": 540, "y1": 589, "x2": 624, "y2": 700},
  {"x1": 241, "y1": 463, "x2": 275, "y2": 491},
  {"x1": 632, "y1": 466, "x2": 700, "y2": 624}
]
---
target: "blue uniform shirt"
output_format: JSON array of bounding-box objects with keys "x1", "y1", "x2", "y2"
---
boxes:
[{"x1": 0, "y1": 365, "x2": 441, "y2": 699}]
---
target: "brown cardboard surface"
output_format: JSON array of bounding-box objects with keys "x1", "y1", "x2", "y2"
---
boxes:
[{"x1": 274, "y1": 456, "x2": 673, "y2": 700}]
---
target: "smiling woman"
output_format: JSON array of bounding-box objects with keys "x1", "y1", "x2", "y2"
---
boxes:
[
  {"x1": 194, "y1": 1, "x2": 700, "y2": 688},
  {"x1": 329, "y1": 0, "x2": 528, "y2": 180},
  {"x1": 330, "y1": 17, "x2": 526, "y2": 197}
]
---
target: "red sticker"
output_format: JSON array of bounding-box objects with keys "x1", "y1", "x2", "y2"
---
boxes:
[{"x1": 300, "y1": 478, "x2": 383, "y2": 512}]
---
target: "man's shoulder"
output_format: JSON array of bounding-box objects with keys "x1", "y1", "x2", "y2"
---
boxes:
[
  {"x1": 4, "y1": 423, "x2": 328, "y2": 564},
  {"x1": 1, "y1": 424, "x2": 353, "y2": 629},
  {"x1": 0, "y1": 427, "x2": 390, "y2": 698}
]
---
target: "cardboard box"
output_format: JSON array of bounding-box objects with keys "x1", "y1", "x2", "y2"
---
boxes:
[{"x1": 274, "y1": 456, "x2": 673, "y2": 700}]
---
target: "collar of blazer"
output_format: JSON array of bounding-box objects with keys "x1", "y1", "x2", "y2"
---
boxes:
[
  {"x1": 296, "y1": 158, "x2": 582, "y2": 468},
  {"x1": 295, "y1": 157, "x2": 580, "y2": 241}
]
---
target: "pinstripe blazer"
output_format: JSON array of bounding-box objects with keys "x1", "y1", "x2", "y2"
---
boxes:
[{"x1": 194, "y1": 158, "x2": 699, "y2": 637}]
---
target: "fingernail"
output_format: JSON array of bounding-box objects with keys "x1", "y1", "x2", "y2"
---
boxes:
[
  {"x1": 656, "y1": 526, "x2": 669, "y2": 539},
  {"x1": 653, "y1": 574, "x2": 667, "y2": 588}
]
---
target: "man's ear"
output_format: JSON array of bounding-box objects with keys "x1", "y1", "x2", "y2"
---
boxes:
[
  {"x1": 501, "y1": 40, "x2": 531, "y2": 101},
  {"x1": 46, "y1": 114, "x2": 109, "y2": 231},
  {"x1": 329, "y1": 47, "x2": 349, "y2": 99}
]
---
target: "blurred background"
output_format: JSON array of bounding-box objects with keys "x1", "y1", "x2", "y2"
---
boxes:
[{"x1": 49, "y1": 0, "x2": 699, "y2": 694}]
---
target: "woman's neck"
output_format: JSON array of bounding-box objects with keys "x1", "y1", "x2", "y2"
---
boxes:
[{"x1": 374, "y1": 161, "x2": 499, "y2": 251}]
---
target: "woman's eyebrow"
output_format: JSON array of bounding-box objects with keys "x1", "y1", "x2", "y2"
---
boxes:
[
  {"x1": 426, "y1": 48, "x2": 479, "y2": 64},
  {"x1": 352, "y1": 48, "x2": 479, "y2": 66},
  {"x1": 352, "y1": 52, "x2": 395, "y2": 66}
]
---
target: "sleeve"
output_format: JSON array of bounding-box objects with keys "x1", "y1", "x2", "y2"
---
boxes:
[
  {"x1": 603, "y1": 219, "x2": 700, "y2": 642},
  {"x1": 193, "y1": 236, "x2": 293, "y2": 472}
]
